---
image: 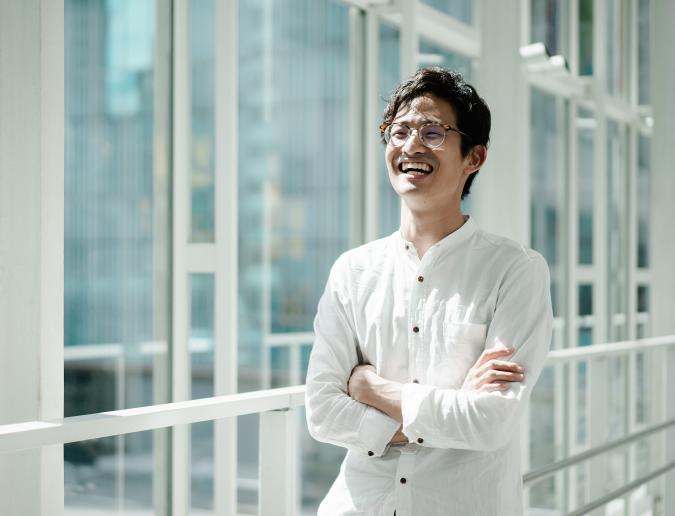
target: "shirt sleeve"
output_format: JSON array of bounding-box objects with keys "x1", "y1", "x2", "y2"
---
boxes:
[
  {"x1": 305, "y1": 256, "x2": 401, "y2": 457},
  {"x1": 400, "y1": 251, "x2": 553, "y2": 451}
]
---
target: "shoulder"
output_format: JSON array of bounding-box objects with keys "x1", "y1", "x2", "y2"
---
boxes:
[
  {"x1": 330, "y1": 233, "x2": 395, "y2": 277},
  {"x1": 469, "y1": 228, "x2": 550, "y2": 292}
]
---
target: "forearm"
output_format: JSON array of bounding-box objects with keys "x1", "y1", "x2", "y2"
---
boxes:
[{"x1": 359, "y1": 375, "x2": 404, "y2": 423}]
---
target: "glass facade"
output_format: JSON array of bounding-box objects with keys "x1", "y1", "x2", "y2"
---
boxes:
[
  {"x1": 64, "y1": 0, "x2": 168, "y2": 511},
  {"x1": 48, "y1": 0, "x2": 659, "y2": 514}
]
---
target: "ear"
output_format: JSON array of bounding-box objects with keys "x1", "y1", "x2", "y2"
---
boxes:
[{"x1": 463, "y1": 145, "x2": 487, "y2": 175}]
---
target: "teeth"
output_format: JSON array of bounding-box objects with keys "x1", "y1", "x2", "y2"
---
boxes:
[{"x1": 401, "y1": 162, "x2": 432, "y2": 173}]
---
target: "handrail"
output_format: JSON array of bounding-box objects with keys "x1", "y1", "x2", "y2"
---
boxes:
[
  {"x1": 523, "y1": 417, "x2": 675, "y2": 485},
  {"x1": 0, "y1": 385, "x2": 305, "y2": 454},
  {"x1": 567, "y1": 459, "x2": 675, "y2": 516},
  {"x1": 546, "y1": 334, "x2": 675, "y2": 364}
]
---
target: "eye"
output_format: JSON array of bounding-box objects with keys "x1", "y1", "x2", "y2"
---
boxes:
[
  {"x1": 390, "y1": 125, "x2": 408, "y2": 138},
  {"x1": 422, "y1": 126, "x2": 445, "y2": 144}
]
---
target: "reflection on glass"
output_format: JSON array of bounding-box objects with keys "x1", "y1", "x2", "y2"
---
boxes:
[
  {"x1": 607, "y1": 0, "x2": 630, "y2": 97},
  {"x1": 579, "y1": 0, "x2": 593, "y2": 75},
  {"x1": 191, "y1": 0, "x2": 215, "y2": 242},
  {"x1": 577, "y1": 109, "x2": 594, "y2": 264},
  {"x1": 420, "y1": 0, "x2": 473, "y2": 24},
  {"x1": 378, "y1": 22, "x2": 401, "y2": 237},
  {"x1": 531, "y1": 88, "x2": 566, "y2": 318},
  {"x1": 238, "y1": 2, "x2": 351, "y2": 512},
  {"x1": 65, "y1": 0, "x2": 167, "y2": 512},
  {"x1": 531, "y1": 0, "x2": 563, "y2": 57},
  {"x1": 607, "y1": 120, "x2": 627, "y2": 341},
  {"x1": 637, "y1": 135, "x2": 650, "y2": 268}
]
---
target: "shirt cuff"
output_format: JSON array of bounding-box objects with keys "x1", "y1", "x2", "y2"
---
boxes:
[
  {"x1": 400, "y1": 382, "x2": 436, "y2": 444},
  {"x1": 357, "y1": 405, "x2": 401, "y2": 457}
]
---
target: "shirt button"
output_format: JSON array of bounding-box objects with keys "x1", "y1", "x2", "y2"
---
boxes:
[
  {"x1": 412, "y1": 379, "x2": 419, "y2": 383},
  {"x1": 417, "y1": 275, "x2": 424, "y2": 282},
  {"x1": 367, "y1": 450, "x2": 374, "y2": 456},
  {"x1": 417, "y1": 438, "x2": 424, "y2": 444},
  {"x1": 405, "y1": 244, "x2": 409, "y2": 250},
  {"x1": 412, "y1": 326, "x2": 419, "y2": 333},
  {"x1": 400, "y1": 477, "x2": 407, "y2": 484}
]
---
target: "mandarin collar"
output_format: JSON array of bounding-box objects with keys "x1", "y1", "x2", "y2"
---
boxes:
[{"x1": 395, "y1": 216, "x2": 477, "y2": 258}]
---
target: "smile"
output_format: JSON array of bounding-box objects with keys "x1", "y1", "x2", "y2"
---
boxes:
[{"x1": 399, "y1": 162, "x2": 433, "y2": 175}]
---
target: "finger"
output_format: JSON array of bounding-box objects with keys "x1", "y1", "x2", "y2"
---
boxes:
[
  {"x1": 476, "y1": 359, "x2": 524, "y2": 377},
  {"x1": 476, "y1": 347, "x2": 515, "y2": 368},
  {"x1": 477, "y1": 370, "x2": 524, "y2": 387}
]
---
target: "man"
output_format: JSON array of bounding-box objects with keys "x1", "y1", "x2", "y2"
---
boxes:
[{"x1": 305, "y1": 67, "x2": 552, "y2": 516}]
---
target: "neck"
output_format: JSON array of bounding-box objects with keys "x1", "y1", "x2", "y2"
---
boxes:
[{"x1": 400, "y1": 203, "x2": 466, "y2": 257}]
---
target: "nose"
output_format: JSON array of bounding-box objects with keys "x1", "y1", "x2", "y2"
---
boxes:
[{"x1": 401, "y1": 128, "x2": 426, "y2": 154}]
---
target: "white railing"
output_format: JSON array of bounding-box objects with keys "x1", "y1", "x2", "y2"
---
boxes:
[{"x1": 3, "y1": 334, "x2": 675, "y2": 515}]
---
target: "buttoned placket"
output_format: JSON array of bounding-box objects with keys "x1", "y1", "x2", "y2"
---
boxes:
[{"x1": 393, "y1": 446, "x2": 416, "y2": 516}]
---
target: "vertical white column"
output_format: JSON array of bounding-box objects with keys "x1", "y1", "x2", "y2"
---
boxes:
[
  {"x1": 0, "y1": 1, "x2": 64, "y2": 515},
  {"x1": 214, "y1": 0, "x2": 239, "y2": 514},
  {"x1": 650, "y1": 1, "x2": 675, "y2": 513},
  {"x1": 474, "y1": 0, "x2": 529, "y2": 244},
  {"x1": 259, "y1": 409, "x2": 297, "y2": 516},
  {"x1": 172, "y1": 0, "x2": 192, "y2": 514},
  {"x1": 363, "y1": 8, "x2": 380, "y2": 242},
  {"x1": 349, "y1": 8, "x2": 366, "y2": 248},
  {"x1": 587, "y1": 1, "x2": 609, "y2": 513},
  {"x1": 152, "y1": 1, "x2": 173, "y2": 514}
]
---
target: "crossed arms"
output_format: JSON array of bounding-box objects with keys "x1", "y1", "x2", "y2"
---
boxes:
[{"x1": 305, "y1": 253, "x2": 553, "y2": 456}]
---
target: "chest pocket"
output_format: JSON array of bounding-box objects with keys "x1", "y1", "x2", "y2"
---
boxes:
[{"x1": 428, "y1": 322, "x2": 488, "y2": 388}]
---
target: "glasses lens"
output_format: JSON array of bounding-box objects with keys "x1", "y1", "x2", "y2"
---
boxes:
[
  {"x1": 420, "y1": 124, "x2": 446, "y2": 148},
  {"x1": 387, "y1": 124, "x2": 409, "y2": 147}
]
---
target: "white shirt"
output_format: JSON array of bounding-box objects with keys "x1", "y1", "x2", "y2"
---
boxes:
[{"x1": 305, "y1": 217, "x2": 553, "y2": 516}]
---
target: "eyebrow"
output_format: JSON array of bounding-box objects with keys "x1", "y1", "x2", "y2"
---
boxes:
[{"x1": 392, "y1": 117, "x2": 442, "y2": 125}]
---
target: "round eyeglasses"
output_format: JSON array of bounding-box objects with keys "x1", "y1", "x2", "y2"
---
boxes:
[{"x1": 380, "y1": 122, "x2": 471, "y2": 149}]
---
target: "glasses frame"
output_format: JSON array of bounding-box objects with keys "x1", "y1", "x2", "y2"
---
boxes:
[{"x1": 379, "y1": 122, "x2": 472, "y2": 149}]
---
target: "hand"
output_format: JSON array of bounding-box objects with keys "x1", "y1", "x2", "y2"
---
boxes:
[
  {"x1": 389, "y1": 427, "x2": 409, "y2": 445},
  {"x1": 347, "y1": 364, "x2": 377, "y2": 403},
  {"x1": 461, "y1": 347, "x2": 525, "y2": 392}
]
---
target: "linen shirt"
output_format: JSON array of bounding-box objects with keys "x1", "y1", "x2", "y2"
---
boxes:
[{"x1": 305, "y1": 216, "x2": 553, "y2": 516}]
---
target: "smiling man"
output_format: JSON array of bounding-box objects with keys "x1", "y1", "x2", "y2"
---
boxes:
[{"x1": 305, "y1": 67, "x2": 552, "y2": 516}]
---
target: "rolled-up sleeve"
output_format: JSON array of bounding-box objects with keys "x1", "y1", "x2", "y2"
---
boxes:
[
  {"x1": 305, "y1": 256, "x2": 401, "y2": 457},
  {"x1": 400, "y1": 252, "x2": 553, "y2": 451}
]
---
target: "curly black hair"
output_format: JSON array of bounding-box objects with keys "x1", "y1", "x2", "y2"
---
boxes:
[{"x1": 381, "y1": 67, "x2": 491, "y2": 200}]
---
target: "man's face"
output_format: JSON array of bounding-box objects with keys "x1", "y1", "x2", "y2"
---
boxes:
[{"x1": 385, "y1": 94, "x2": 483, "y2": 211}]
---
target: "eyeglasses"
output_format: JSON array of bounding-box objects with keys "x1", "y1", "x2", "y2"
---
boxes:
[{"x1": 380, "y1": 122, "x2": 471, "y2": 149}]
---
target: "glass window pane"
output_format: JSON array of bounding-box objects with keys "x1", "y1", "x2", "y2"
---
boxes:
[
  {"x1": 637, "y1": 135, "x2": 650, "y2": 268},
  {"x1": 579, "y1": 0, "x2": 593, "y2": 75},
  {"x1": 637, "y1": 285, "x2": 649, "y2": 313},
  {"x1": 607, "y1": 120, "x2": 628, "y2": 341},
  {"x1": 237, "y1": 2, "x2": 351, "y2": 512},
  {"x1": 531, "y1": 0, "x2": 566, "y2": 58},
  {"x1": 378, "y1": 22, "x2": 401, "y2": 237},
  {"x1": 578, "y1": 284, "x2": 593, "y2": 316},
  {"x1": 64, "y1": 0, "x2": 169, "y2": 510},
  {"x1": 530, "y1": 88, "x2": 567, "y2": 319},
  {"x1": 420, "y1": 0, "x2": 473, "y2": 24},
  {"x1": 190, "y1": 0, "x2": 215, "y2": 242},
  {"x1": 65, "y1": 430, "x2": 165, "y2": 514},
  {"x1": 577, "y1": 109, "x2": 595, "y2": 264}
]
